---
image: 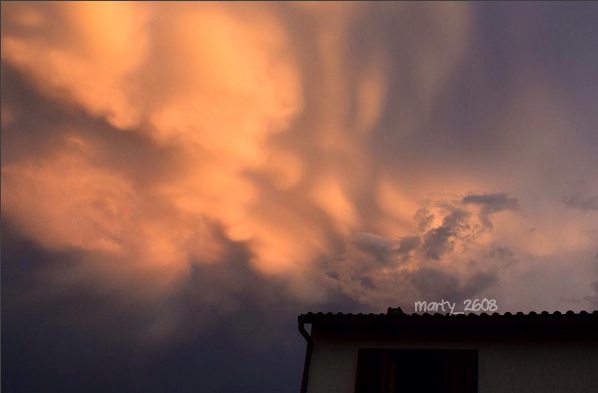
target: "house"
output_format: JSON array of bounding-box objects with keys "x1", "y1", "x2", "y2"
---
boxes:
[{"x1": 298, "y1": 308, "x2": 598, "y2": 393}]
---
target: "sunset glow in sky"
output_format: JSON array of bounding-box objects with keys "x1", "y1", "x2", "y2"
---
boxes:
[{"x1": 2, "y1": 2, "x2": 598, "y2": 392}]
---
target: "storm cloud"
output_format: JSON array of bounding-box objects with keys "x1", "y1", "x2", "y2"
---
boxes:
[{"x1": 3, "y1": 2, "x2": 598, "y2": 393}]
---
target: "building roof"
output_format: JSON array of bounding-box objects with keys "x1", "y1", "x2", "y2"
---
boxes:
[
  {"x1": 299, "y1": 308, "x2": 598, "y2": 339},
  {"x1": 298, "y1": 307, "x2": 598, "y2": 324}
]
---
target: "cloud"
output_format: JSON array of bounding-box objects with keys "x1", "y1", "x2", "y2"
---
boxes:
[
  {"x1": 353, "y1": 232, "x2": 421, "y2": 264},
  {"x1": 1, "y1": 2, "x2": 310, "y2": 294},
  {"x1": 397, "y1": 236, "x2": 422, "y2": 259},
  {"x1": 2, "y1": 2, "x2": 598, "y2": 348},
  {"x1": 4, "y1": 3, "x2": 598, "y2": 392},
  {"x1": 353, "y1": 232, "x2": 398, "y2": 264},
  {"x1": 564, "y1": 193, "x2": 598, "y2": 212},
  {"x1": 1, "y1": 2, "x2": 149, "y2": 129},
  {"x1": 1, "y1": 2, "x2": 481, "y2": 311},
  {"x1": 321, "y1": 190, "x2": 525, "y2": 311},
  {"x1": 462, "y1": 192, "x2": 519, "y2": 228},
  {"x1": 422, "y1": 207, "x2": 471, "y2": 260}
]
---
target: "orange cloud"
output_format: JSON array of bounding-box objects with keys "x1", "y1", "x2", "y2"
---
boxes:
[
  {"x1": 0, "y1": 2, "x2": 477, "y2": 302},
  {"x1": 7, "y1": 1, "x2": 594, "y2": 318}
]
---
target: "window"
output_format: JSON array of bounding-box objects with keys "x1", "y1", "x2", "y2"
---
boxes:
[{"x1": 354, "y1": 349, "x2": 478, "y2": 393}]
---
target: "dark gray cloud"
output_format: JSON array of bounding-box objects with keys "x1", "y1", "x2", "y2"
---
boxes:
[
  {"x1": 564, "y1": 193, "x2": 598, "y2": 212},
  {"x1": 353, "y1": 232, "x2": 398, "y2": 264},
  {"x1": 414, "y1": 207, "x2": 435, "y2": 231},
  {"x1": 397, "y1": 236, "x2": 421, "y2": 260},
  {"x1": 353, "y1": 232, "x2": 420, "y2": 264},
  {"x1": 462, "y1": 193, "x2": 519, "y2": 228},
  {"x1": 355, "y1": 275, "x2": 376, "y2": 290},
  {"x1": 356, "y1": 194, "x2": 518, "y2": 265},
  {"x1": 422, "y1": 226, "x2": 454, "y2": 260},
  {"x1": 422, "y1": 208, "x2": 471, "y2": 260}
]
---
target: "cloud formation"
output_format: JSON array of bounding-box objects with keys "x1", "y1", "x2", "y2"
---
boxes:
[
  {"x1": 4, "y1": 3, "x2": 598, "y2": 393},
  {"x1": 2, "y1": 2, "x2": 598, "y2": 350},
  {"x1": 462, "y1": 193, "x2": 519, "y2": 228}
]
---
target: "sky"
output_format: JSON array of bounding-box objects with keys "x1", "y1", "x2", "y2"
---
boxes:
[{"x1": 2, "y1": 1, "x2": 598, "y2": 392}]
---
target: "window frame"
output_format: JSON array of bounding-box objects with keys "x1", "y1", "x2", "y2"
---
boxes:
[{"x1": 354, "y1": 348, "x2": 478, "y2": 393}]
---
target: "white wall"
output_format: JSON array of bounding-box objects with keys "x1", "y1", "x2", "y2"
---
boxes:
[{"x1": 305, "y1": 334, "x2": 598, "y2": 393}]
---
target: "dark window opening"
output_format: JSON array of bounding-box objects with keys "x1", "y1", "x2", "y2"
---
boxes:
[{"x1": 354, "y1": 349, "x2": 478, "y2": 393}]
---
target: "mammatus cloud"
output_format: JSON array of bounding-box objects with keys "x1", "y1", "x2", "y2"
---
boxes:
[
  {"x1": 0, "y1": 2, "x2": 475, "y2": 306},
  {"x1": 2, "y1": 2, "x2": 307, "y2": 293},
  {"x1": 2, "y1": 2, "x2": 598, "y2": 346}
]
